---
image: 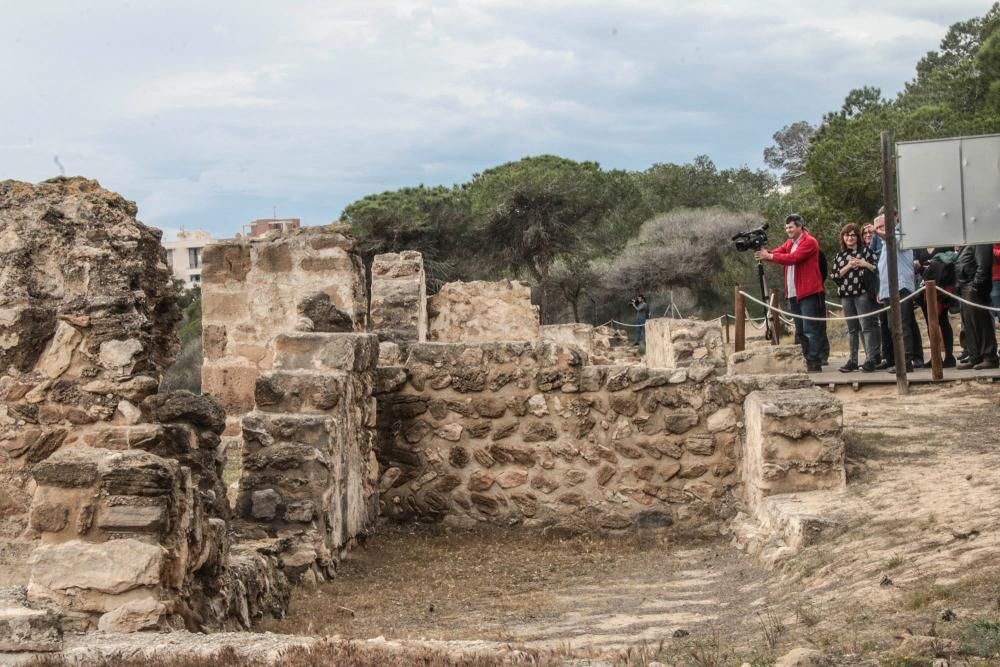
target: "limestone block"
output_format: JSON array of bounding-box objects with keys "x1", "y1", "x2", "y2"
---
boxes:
[
  {"x1": 35, "y1": 320, "x2": 82, "y2": 378},
  {"x1": 98, "y1": 338, "x2": 144, "y2": 373},
  {"x1": 728, "y1": 345, "x2": 807, "y2": 375},
  {"x1": 742, "y1": 389, "x2": 845, "y2": 511},
  {"x1": 370, "y1": 251, "x2": 427, "y2": 344},
  {"x1": 379, "y1": 341, "x2": 402, "y2": 366},
  {"x1": 97, "y1": 598, "x2": 166, "y2": 633},
  {"x1": 645, "y1": 318, "x2": 725, "y2": 370},
  {"x1": 29, "y1": 539, "x2": 164, "y2": 600},
  {"x1": 254, "y1": 370, "x2": 348, "y2": 414},
  {"x1": 272, "y1": 333, "x2": 379, "y2": 373},
  {"x1": 427, "y1": 280, "x2": 540, "y2": 343},
  {"x1": 201, "y1": 364, "x2": 258, "y2": 415}
]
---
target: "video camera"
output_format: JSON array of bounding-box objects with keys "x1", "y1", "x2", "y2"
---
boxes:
[{"x1": 731, "y1": 223, "x2": 769, "y2": 252}]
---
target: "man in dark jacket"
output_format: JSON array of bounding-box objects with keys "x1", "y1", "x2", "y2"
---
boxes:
[
  {"x1": 956, "y1": 244, "x2": 998, "y2": 370},
  {"x1": 755, "y1": 214, "x2": 824, "y2": 371}
]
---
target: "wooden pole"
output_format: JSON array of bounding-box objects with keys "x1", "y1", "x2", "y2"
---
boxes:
[
  {"x1": 734, "y1": 285, "x2": 746, "y2": 353},
  {"x1": 723, "y1": 315, "x2": 730, "y2": 344},
  {"x1": 768, "y1": 288, "x2": 780, "y2": 345},
  {"x1": 881, "y1": 130, "x2": 909, "y2": 395},
  {"x1": 925, "y1": 280, "x2": 944, "y2": 381}
]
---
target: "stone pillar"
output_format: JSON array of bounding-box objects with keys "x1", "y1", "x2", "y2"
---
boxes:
[
  {"x1": 235, "y1": 332, "x2": 380, "y2": 581},
  {"x1": 741, "y1": 389, "x2": 845, "y2": 512},
  {"x1": 645, "y1": 318, "x2": 726, "y2": 371},
  {"x1": 370, "y1": 251, "x2": 427, "y2": 346},
  {"x1": 201, "y1": 225, "x2": 368, "y2": 435}
]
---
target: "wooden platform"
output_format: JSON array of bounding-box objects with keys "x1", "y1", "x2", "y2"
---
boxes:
[{"x1": 810, "y1": 357, "x2": 1000, "y2": 387}]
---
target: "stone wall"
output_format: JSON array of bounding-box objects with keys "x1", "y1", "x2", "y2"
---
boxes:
[
  {"x1": 370, "y1": 251, "x2": 427, "y2": 345},
  {"x1": 427, "y1": 280, "x2": 539, "y2": 343},
  {"x1": 0, "y1": 177, "x2": 179, "y2": 538},
  {"x1": 201, "y1": 225, "x2": 367, "y2": 433},
  {"x1": 375, "y1": 341, "x2": 812, "y2": 532},
  {"x1": 645, "y1": 318, "x2": 726, "y2": 371},
  {"x1": 234, "y1": 333, "x2": 381, "y2": 582}
]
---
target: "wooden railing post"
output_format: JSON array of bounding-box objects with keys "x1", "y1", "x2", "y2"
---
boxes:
[
  {"x1": 723, "y1": 314, "x2": 730, "y2": 344},
  {"x1": 734, "y1": 285, "x2": 746, "y2": 353},
  {"x1": 768, "y1": 288, "x2": 780, "y2": 345},
  {"x1": 925, "y1": 280, "x2": 943, "y2": 381}
]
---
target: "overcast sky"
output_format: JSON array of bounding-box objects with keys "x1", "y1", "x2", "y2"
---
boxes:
[{"x1": 1, "y1": 1, "x2": 991, "y2": 239}]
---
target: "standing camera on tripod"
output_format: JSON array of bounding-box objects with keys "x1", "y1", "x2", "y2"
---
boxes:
[{"x1": 731, "y1": 223, "x2": 769, "y2": 252}]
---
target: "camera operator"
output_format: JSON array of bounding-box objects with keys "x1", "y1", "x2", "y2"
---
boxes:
[
  {"x1": 754, "y1": 214, "x2": 825, "y2": 372},
  {"x1": 630, "y1": 294, "x2": 648, "y2": 346}
]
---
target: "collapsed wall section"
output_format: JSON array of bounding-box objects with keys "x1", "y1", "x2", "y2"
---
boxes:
[
  {"x1": 375, "y1": 341, "x2": 813, "y2": 531},
  {"x1": 645, "y1": 318, "x2": 726, "y2": 370},
  {"x1": 0, "y1": 177, "x2": 179, "y2": 539},
  {"x1": 427, "y1": 280, "x2": 539, "y2": 343},
  {"x1": 201, "y1": 225, "x2": 367, "y2": 433}
]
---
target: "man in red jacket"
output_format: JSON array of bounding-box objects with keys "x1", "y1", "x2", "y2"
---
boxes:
[{"x1": 755, "y1": 214, "x2": 825, "y2": 372}]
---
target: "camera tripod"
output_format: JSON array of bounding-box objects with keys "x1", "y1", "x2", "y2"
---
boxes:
[{"x1": 755, "y1": 260, "x2": 773, "y2": 342}]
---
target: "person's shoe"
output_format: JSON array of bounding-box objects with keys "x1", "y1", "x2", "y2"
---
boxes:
[
  {"x1": 861, "y1": 360, "x2": 876, "y2": 373},
  {"x1": 942, "y1": 355, "x2": 957, "y2": 368},
  {"x1": 885, "y1": 361, "x2": 914, "y2": 373},
  {"x1": 839, "y1": 361, "x2": 859, "y2": 373},
  {"x1": 875, "y1": 359, "x2": 893, "y2": 370},
  {"x1": 973, "y1": 358, "x2": 999, "y2": 370},
  {"x1": 958, "y1": 353, "x2": 970, "y2": 364},
  {"x1": 958, "y1": 358, "x2": 982, "y2": 370},
  {"x1": 807, "y1": 362, "x2": 823, "y2": 372},
  {"x1": 912, "y1": 359, "x2": 925, "y2": 369}
]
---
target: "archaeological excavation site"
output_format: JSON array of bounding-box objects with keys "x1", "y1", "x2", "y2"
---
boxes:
[{"x1": 2, "y1": 177, "x2": 1000, "y2": 666}]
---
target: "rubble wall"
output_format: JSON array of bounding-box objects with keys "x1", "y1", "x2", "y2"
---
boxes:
[
  {"x1": 540, "y1": 324, "x2": 593, "y2": 356},
  {"x1": 200, "y1": 225, "x2": 367, "y2": 432},
  {"x1": 375, "y1": 341, "x2": 812, "y2": 532},
  {"x1": 0, "y1": 177, "x2": 179, "y2": 538},
  {"x1": 427, "y1": 280, "x2": 539, "y2": 343}
]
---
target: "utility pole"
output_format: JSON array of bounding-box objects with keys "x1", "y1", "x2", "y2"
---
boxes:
[{"x1": 881, "y1": 130, "x2": 909, "y2": 396}]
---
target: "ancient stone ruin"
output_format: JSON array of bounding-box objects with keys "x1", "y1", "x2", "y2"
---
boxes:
[{"x1": 0, "y1": 178, "x2": 846, "y2": 658}]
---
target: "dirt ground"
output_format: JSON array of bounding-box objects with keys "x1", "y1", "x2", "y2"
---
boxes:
[{"x1": 261, "y1": 380, "x2": 1000, "y2": 665}]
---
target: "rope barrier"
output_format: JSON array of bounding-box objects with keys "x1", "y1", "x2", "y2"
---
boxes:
[
  {"x1": 934, "y1": 285, "x2": 1000, "y2": 312},
  {"x1": 738, "y1": 286, "x2": 926, "y2": 322}
]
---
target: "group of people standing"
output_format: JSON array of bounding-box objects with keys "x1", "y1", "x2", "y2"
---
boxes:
[{"x1": 755, "y1": 213, "x2": 1000, "y2": 373}]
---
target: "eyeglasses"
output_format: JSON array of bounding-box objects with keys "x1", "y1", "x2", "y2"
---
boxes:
[{"x1": 844, "y1": 232, "x2": 857, "y2": 237}]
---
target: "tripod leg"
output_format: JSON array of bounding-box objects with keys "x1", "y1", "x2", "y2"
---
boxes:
[{"x1": 758, "y1": 261, "x2": 772, "y2": 341}]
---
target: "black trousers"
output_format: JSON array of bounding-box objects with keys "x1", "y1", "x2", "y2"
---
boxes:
[{"x1": 960, "y1": 287, "x2": 998, "y2": 362}]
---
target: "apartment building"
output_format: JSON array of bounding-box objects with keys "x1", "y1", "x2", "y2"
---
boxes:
[{"x1": 163, "y1": 230, "x2": 215, "y2": 288}]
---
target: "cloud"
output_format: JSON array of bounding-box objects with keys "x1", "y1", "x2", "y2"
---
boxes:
[{"x1": 0, "y1": 0, "x2": 991, "y2": 238}]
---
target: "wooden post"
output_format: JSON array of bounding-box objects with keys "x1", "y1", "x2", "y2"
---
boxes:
[
  {"x1": 881, "y1": 130, "x2": 909, "y2": 395},
  {"x1": 925, "y1": 280, "x2": 944, "y2": 381},
  {"x1": 768, "y1": 288, "x2": 781, "y2": 345},
  {"x1": 723, "y1": 315, "x2": 730, "y2": 344},
  {"x1": 734, "y1": 285, "x2": 746, "y2": 353}
]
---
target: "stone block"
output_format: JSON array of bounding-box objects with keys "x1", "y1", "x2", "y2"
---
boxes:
[
  {"x1": 29, "y1": 539, "x2": 164, "y2": 603},
  {"x1": 742, "y1": 389, "x2": 845, "y2": 511},
  {"x1": 202, "y1": 364, "x2": 258, "y2": 415},
  {"x1": 0, "y1": 604, "x2": 62, "y2": 652},
  {"x1": 254, "y1": 370, "x2": 349, "y2": 414},
  {"x1": 202, "y1": 244, "x2": 251, "y2": 283},
  {"x1": 202, "y1": 289, "x2": 251, "y2": 323},
  {"x1": 97, "y1": 598, "x2": 165, "y2": 633},
  {"x1": 272, "y1": 333, "x2": 379, "y2": 372},
  {"x1": 728, "y1": 345, "x2": 808, "y2": 375},
  {"x1": 540, "y1": 324, "x2": 593, "y2": 356}
]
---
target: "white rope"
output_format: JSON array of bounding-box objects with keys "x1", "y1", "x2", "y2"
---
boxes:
[
  {"x1": 826, "y1": 299, "x2": 843, "y2": 309},
  {"x1": 738, "y1": 286, "x2": 926, "y2": 322},
  {"x1": 934, "y1": 285, "x2": 1000, "y2": 312}
]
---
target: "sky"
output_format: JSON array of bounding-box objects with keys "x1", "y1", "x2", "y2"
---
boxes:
[{"x1": 1, "y1": 1, "x2": 992, "y2": 240}]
